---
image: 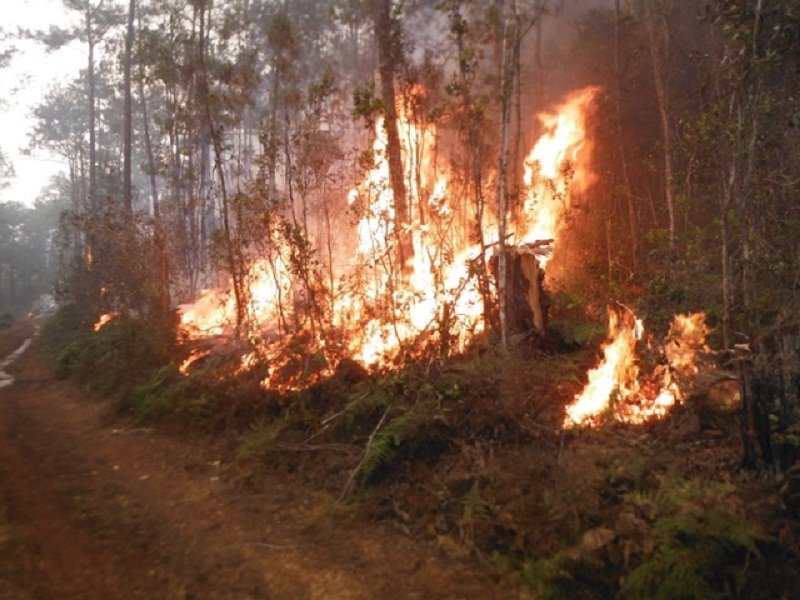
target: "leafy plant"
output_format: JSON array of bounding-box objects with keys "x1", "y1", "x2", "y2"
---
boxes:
[
  {"x1": 619, "y1": 477, "x2": 766, "y2": 600},
  {"x1": 359, "y1": 399, "x2": 442, "y2": 483},
  {"x1": 43, "y1": 309, "x2": 175, "y2": 396},
  {"x1": 129, "y1": 365, "x2": 214, "y2": 425},
  {"x1": 237, "y1": 417, "x2": 286, "y2": 460}
]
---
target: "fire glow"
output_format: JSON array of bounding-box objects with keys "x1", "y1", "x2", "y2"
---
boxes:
[
  {"x1": 563, "y1": 308, "x2": 710, "y2": 427},
  {"x1": 517, "y1": 86, "x2": 598, "y2": 258},
  {"x1": 93, "y1": 312, "x2": 119, "y2": 332},
  {"x1": 177, "y1": 87, "x2": 598, "y2": 386}
]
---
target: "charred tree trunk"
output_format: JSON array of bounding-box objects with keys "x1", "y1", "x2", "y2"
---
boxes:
[
  {"x1": 492, "y1": 250, "x2": 548, "y2": 337},
  {"x1": 373, "y1": 0, "x2": 413, "y2": 274},
  {"x1": 519, "y1": 254, "x2": 547, "y2": 334}
]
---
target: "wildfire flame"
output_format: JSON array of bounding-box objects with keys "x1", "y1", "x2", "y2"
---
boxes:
[
  {"x1": 564, "y1": 308, "x2": 710, "y2": 427},
  {"x1": 93, "y1": 312, "x2": 119, "y2": 332},
  {"x1": 178, "y1": 86, "x2": 599, "y2": 384},
  {"x1": 178, "y1": 257, "x2": 292, "y2": 338},
  {"x1": 516, "y1": 86, "x2": 598, "y2": 264},
  {"x1": 179, "y1": 348, "x2": 211, "y2": 376}
]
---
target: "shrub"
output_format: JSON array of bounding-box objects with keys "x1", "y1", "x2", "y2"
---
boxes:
[{"x1": 42, "y1": 308, "x2": 176, "y2": 396}]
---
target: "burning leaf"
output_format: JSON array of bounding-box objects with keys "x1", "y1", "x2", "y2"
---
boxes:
[
  {"x1": 93, "y1": 312, "x2": 119, "y2": 332},
  {"x1": 179, "y1": 349, "x2": 211, "y2": 376}
]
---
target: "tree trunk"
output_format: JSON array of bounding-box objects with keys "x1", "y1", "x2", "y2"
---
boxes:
[
  {"x1": 137, "y1": 75, "x2": 159, "y2": 219},
  {"x1": 615, "y1": 0, "x2": 637, "y2": 271},
  {"x1": 644, "y1": 0, "x2": 675, "y2": 259},
  {"x1": 372, "y1": 0, "x2": 413, "y2": 274},
  {"x1": 86, "y1": 8, "x2": 97, "y2": 210},
  {"x1": 495, "y1": 0, "x2": 516, "y2": 349},
  {"x1": 123, "y1": 0, "x2": 134, "y2": 212},
  {"x1": 198, "y1": 3, "x2": 245, "y2": 335},
  {"x1": 450, "y1": 0, "x2": 493, "y2": 329}
]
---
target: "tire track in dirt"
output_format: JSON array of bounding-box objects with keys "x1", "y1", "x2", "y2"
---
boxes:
[{"x1": 0, "y1": 330, "x2": 517, "y2": 599}]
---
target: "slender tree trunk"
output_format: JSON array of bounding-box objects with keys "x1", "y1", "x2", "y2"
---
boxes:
[
  {"x1": 740, "y1": 0, "x2": 764, "y2": 312},
  {"x1": 198, "y1": 3, "x2": 245, "y2": 335},
  {"x1": 137, "y1": 75, "x2": 159, "y2": 218},
  {"x1": 373, "y1": 0, "x2": 413, "y2": 274},
  {"x1": 86, "y1": 9, "x2": 97, "y2": 210},
  {"x1": 722, "y1": 162, "x2": 734, "y2": 351},
  {"x1": 123, "y1": 0, "x2": 134, "y2": 212},
  {"x1": 511, "y1": 7, "x2": 523, "y2": 213},
  {"x1": 69, "y1": 157, "x2": 82, "y2": 258},
  {"x1": 495, "y1": 0, "x2": 516, "y2": 349},
  {"x1": 644, "y1": 0, "x2": 675, "y2": 259},
  {"x1": 615, "y1": 0, "x2": 637, "y2": 271},
  {"x1": 450, "y1": 0, "x2": 493, "y2": 328}
]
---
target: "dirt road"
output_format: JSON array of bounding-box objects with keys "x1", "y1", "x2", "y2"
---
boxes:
[{"x1": 0, "y1": 322, "x2": 516, "y2": 599}]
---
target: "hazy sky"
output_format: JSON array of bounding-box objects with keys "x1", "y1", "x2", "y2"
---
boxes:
[{"x1": 1, "y1": 0, "x2": 82, "y2": 207}]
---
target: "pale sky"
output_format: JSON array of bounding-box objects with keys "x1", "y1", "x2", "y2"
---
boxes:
[{"x1": 1, "y1": 0, "x2": 83, "y2": 207}]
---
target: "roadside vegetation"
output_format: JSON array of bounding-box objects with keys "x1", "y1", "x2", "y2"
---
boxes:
[{"x1": 35, "y1": 299, "x2": 799, "y2": 599}]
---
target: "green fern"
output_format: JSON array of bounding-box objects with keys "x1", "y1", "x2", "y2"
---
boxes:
[
  {"x1": 521, "y1": 555, "x2": 573, "y2": 600},
  {"x1": 462, "y1": 481, "x2": 494, "y2": 523},
  {"x1": 237, "y1": 417, "x2": 286, "y2": 459},
  {"x1": 618, "y1": 477, "x2": 765, "y2": 600},
  {"x1": 358, "y1": 400, "x2": 438, "y2": 482}
]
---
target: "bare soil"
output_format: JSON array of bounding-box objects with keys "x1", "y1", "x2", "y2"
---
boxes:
[{"x1": 0, "y1": 321, "x2": 518, "y2": 599}]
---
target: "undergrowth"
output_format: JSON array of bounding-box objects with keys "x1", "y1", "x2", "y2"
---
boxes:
[
  {"x1": 130, "y1": 365, "x2": 217, "y2": 425},
  {"x1": 42, "y1": 308, "x2": 175, "y2": 397},
  {"x1": 494, "y1": 437, "x2": 775, "y2": 600},
  {"x1": 38, "y1": 308, "x2": 796, "y2": 598}
]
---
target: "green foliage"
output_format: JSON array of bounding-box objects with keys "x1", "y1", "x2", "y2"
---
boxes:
[
  {"x1": 237, "y1": 417, "x2": 286, "y2": 460},
  {"x1": 129, "y1": 365, "x2": 214, "y2": 425},
  {"x1": 520, "y1": 554, "x2": 586, "y2": 600},
  {"x1": 358, "y1": 399, "x2": 441, "y2": 483},
  {"x1": 352, "y1": 85, "x2": 384, "y2": 125},
  {"x1": 42, "y1": 309, "x2": 175, "y2": 397},
  {"x1": 503, "y1": 438, "x2": 768, "y2": 600},
  {"x1": 549, "y1": 317, "x2": 603, "y2": 347},
  {"x1": 619, "y1": 478, "x2": 765, "y2": 600},
  {"x1": 0, "y1": 197, "x2": 66, "y2": 311}
]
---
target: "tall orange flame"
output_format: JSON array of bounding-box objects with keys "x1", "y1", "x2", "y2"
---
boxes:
[
  {"x1": 515, "y1": 86, "x2": 598, "y2": 264},
  {"x1": 178, "y1": 86, "x2": 599, "y2": 383}
]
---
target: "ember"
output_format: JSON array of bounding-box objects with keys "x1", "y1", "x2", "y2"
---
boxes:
[{"x1": 93, "y1": 312, "x2": 119, "y2": 332}]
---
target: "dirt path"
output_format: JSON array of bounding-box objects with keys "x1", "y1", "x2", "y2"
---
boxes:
[{"x1": 0, "y1": 323, "x2": 517, "y2": 600}]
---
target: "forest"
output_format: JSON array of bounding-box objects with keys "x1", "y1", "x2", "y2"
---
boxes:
[{"x1": 1, "y1": 0, "x2": 800, "y2": 598}]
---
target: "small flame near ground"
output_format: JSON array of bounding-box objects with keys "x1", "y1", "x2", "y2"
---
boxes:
[
  {"x1": 563, "y1": 308, "x2": 710, "y2": 427},
  {"x1": 93, "y1": 312, "x2": 119, "y2": 332},
  {"x1": 179, "y1": 349, "x2": 211, "y2": 376}
]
